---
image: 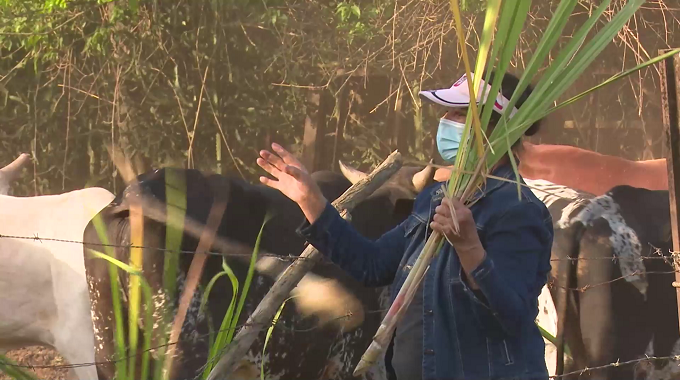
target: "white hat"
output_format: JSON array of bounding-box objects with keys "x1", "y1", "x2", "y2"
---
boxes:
[{"x1": 418, "y1": 72, "x2": 519, "y2": 118}]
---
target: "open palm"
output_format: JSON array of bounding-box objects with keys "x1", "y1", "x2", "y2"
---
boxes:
[{"x1": 257, "y1": 143, "x2": 324, "y2": 207}]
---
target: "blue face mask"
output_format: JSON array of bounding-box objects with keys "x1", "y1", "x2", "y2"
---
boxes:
[{"x1": 436, "y1": 117, "x2": 465, "y2": 163}]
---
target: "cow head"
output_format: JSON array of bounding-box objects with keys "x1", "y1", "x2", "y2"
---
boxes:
[
  {"x1": 337, "y1": 159, "x2": 435, "y2": 196},
  {"x1": 0, "y1": 153, "x2": 31, "y2": 195}
]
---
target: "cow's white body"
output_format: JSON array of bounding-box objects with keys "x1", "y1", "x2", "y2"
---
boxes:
[
  {"x1": 536, "y1": 285, "x2": 559, "y2": 377},
  {"x1": 0, "y1": 187, "x2": 115, "y2": 380}
]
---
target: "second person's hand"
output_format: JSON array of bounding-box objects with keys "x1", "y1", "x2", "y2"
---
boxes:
[{"x1": 257, "y1": 143, "x2": 328, "y2": 223}]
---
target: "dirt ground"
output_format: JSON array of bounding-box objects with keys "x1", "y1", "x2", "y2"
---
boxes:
[{"x1": 1, "y1": 347, "x2": 69, "y2": 380}]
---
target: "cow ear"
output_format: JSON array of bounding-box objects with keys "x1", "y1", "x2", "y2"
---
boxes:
[{"x1": 393, "y1": 198, "x2": 415, "y2": 222}]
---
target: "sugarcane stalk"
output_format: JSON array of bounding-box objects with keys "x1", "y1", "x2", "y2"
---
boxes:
[{"x1": 353, "y1": 230, "x2": 441, "y2": 376}]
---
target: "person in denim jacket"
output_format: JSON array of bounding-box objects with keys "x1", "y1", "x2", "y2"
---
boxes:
[{"x1": 256, "y1": 71, "x2": 554, "y2": 380}]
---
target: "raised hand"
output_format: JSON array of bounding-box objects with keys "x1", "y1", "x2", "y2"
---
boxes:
[{"x1": 257, "y1": 143, "x2": 328, "y2": 223}]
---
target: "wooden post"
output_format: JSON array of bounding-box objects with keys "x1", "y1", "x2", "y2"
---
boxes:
[
  {"x1": 206, "y1": 150, "x2": 404, "y2": 380},
  {"x1": 658, "y1": 48, "x2": 680, "y2": 334},
  {"x1": 331, "y1": 84, "x2": 350, "y2": 172},
  {"x1": 301, "y1": 89, "x2": 329, "y2": 172}
]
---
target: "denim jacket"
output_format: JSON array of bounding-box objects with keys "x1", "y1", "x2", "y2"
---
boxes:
[{"x1": 297, "y1": 164, "x2": 553, "y2": 380}]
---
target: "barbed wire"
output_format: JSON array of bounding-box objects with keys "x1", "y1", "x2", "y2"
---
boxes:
[
  {"x1": 3, "y1": 231, "x2": 678, "y2": 295},
  {"x1": 3, "y1": 314, "x2": 680, "y2": 379},
  {"x1": 1, "y1": 233, "x2": 678, "y2": 264},
  {"x1": 550, "y1": 354, "x2": 680, "y2": 379},
  {"x1": 0, "y1": 308, "x2": 388, "y2": 371},
  {"x1": 2, "y1": 232, "x2": 678, "y2": 374},
  {"x1": 0, "y1": 233, "x2": 314, "y2": 263},
  {"x1": 545, "y1": 269, "x2": 678, "y2": 292}
]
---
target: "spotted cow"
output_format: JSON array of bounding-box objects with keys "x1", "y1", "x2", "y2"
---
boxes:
[{"x1": 533, "y1": 182, "x2": 677, "y2": 380}]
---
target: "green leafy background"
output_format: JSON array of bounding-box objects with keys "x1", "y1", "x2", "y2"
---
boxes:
[{"x1": 1, "y1": 0, "x2": 677, "y2": 196}]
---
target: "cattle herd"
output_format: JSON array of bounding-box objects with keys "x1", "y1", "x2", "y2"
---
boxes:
[{"x1": 0, "y1": 152, "x2": 678, "y2": 380}]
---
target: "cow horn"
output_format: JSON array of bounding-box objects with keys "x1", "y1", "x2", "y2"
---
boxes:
[
  {"x1": 0, "y1": 153, "x2": 31, "y2": 180},
  {"x1": 338, "y1": 160, "x2": 367, "y2": 185},
  {"x1": 412, "y1": 160, "x2": 435, "y2": 192}
]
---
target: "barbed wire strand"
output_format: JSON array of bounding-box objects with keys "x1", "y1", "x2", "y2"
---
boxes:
[
  {"x1": 0, "y1": 309, "x2": 388, "y2": 371},
  {"x1": 550, "y1": 354, "x2": 680, "y2": 379},
  {"x1": 2, "y1": 233, "x2": 679, "y2": 264},
  {"x1": 2, "y1": 200, "x2": 678, "y2": 375}
]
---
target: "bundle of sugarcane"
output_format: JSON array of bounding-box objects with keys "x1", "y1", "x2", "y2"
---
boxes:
[{"x1": 353, "y1": 0, "x2": 679, "y2": 376}]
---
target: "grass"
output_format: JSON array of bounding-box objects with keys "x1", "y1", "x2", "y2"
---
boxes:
[
  {"x1": 201, "y1": 213, "x2": 271, "y2": 379},
  {"x1": 260, "y1": 296, "x2": 294, "y2": 380},
  {"x1": 0, "y1": 355, "x2": 38, "y2": 380},
  {"x1": 82, "y1": 168, "x2": 271, "y2": 380}
]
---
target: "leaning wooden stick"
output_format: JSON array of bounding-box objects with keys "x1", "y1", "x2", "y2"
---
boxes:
[{"x1": 206, "y1": 150, "x2": 404, "y2": 380}]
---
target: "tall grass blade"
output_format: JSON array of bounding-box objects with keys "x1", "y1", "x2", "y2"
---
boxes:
[
  {"x1": 487, "y1": 0, "x2": 647, "y2": 167},
  {"x1": 164, "y1": 169, "x2": 186, "y2": 306},
  {"x1": 480, "y1": 0, "x2": 530, "y2": 136},
  {"x1": 539, "y1": 0, "x2": 646, "y2": 115},
  {"x1": 552, "y1": 48, "x2": 680, "y2": 113},
  {"x1": 202, "y1": 214, "x2": 270, "y2": 378},
  {"x1": 90, "y1": 213, "x2": 128, "y2": 380},
  {"x1": 225, "y1": 213, "x2": 272, "y2": 344},
  {"x1": 536, "y1": 322, "x2": 571, "y2": 357},
  {"x1": 260, "y1": 296, "x2": 293, "y2": 380},
  {"x1": 0, "y1": 355, "x2": 38, "y2": 380},
  {"x1": 498, "y1": 48, "x2": 680, "y2": 141},
  {"x1": 473, "y1": 0, "x2": 500, "y2": 96},
  {"x1": 473, "y1": 0, "x2": 500, "y2": 143},
  {"x1": 201, "y1": 258, "x2": 240, "y2": 379},
  {"x1": 490, "y1": 0, "x2": 612, "y2": 146},
  {"x1": 501, "y1": 0, "x2": 578, "y2": 121},
  {"x1": 127, "y1": 199, "x2": 145, "y2": 380},
  {"x1": 152, "y1": 169, "x2": 188, "y2": 380},
  {"x1": 449, "y1": 0, "x2": 484, "y2": 155},
  {"x1": 89, "y1": 249, "x2": 155, "y2": 380}
]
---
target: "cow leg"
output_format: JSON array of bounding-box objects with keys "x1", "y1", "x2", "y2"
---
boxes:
[
  {"x1": 536, "y1": 286, "x2": 558, "y2": 376},
  {"x1": 83, "y1": 216, "x2": 124, "y2": 380},
  {"x1": 576, "y1": 224, "x2": 615, "y2": 380},
  {"x1": 51, "y1": 291, "x2": 98, "y2": 380},
  {"x1": 549, "y1": 225, "x2": 588, "y2": 379}
]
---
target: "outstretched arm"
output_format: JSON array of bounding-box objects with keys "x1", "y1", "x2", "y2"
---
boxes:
[
  {"x1": 257, "y1": 143, "x2": 406, "y2": 287},
  {"x1": 518, "y1": 141, "x2": 667, "y2": 195}
]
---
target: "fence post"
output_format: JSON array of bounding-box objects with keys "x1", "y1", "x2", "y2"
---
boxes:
[{"x1": 658, "y1": 48, "x2": 680, "y2": 333}]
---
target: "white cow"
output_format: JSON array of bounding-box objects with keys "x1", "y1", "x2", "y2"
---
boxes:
[
  {"x1": 0, "y1": 186, "x2": 116, "y2": 380},
  {"x1": 0, "y1": 170, "x2": 364, "y2": 379}
]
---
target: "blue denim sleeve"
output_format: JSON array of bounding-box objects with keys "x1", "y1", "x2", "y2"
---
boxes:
[
  {"x1": 296, "y1": 201, "x2": 409, "y2": 287},
  {"x1": 467, "y1": 201, "x2": 553, "y2": 335}
]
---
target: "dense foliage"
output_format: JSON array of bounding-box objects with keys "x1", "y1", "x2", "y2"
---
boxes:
[{"x1": 0, "y1": 0, "x2": 678, "y2": 196}]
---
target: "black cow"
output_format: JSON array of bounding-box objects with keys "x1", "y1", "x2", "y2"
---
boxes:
[
  {"x1": 82, "y1": 164, "x2": 434, "y2": 380},
  {"x1": 545, "y1": 184, "x2": 676, "y2": 380}
]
